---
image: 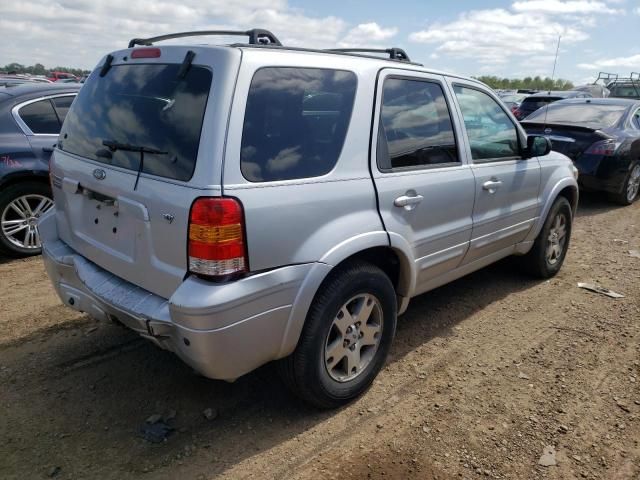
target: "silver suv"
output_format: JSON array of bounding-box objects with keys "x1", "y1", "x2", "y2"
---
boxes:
[{"x1": 41, "y1": 29, "x2": 578, "y2": 408}]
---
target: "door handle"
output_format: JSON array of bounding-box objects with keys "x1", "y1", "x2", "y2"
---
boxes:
[
  {"x1": 394, "y1": 194, "x2": 424, "y2": 209},
  {"x1": 42, "y1": 144, "x2": 57, "y2": 153},
  {"x1": 482, "y1": 180, "x2": 502, "y2": 193}
]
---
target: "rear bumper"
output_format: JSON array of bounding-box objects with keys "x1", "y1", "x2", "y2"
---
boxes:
[{"x1": 40, "y1": 212, "x2": 314, "y2": 381}]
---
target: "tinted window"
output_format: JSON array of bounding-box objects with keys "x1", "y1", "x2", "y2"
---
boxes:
[
  {"x1": 453, "y1": 85, "x2": 520, "y2": 161},
  {"x1": 633, "y1": 109, "x2": 640, "y2": 129},
  {"x1": 521, "y1": 97, "x2": 561, "y2": 110},
  {"x1": 241, "y1": 67, "x2": 356, "y2": 182},
  {"x1": 378, "y1": 78, "x2": 458, "y2": 169},
  {"x1": 19, "y1": 99, "x2": 60, "y2": 134},
  {"x1": 526, "y1": 103, "x2": 628, "y2": 128},
  {"x1": 52, "y1": 95, "x2": 75, "y2": 124},
  {"x1": 60, "y1": 64, "x2": 212, "y2": 182},
  {"x1": 609, "y1": 85, "x2": 640, "y2": 98}
]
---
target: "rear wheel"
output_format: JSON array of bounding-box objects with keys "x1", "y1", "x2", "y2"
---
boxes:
[
  {"x1": 278, "y1": 261, "x2": 397, "y2": 409},
  {"x1": 519, "y1": 196, "x2": 572, "y2": 278},
  {"x1": 610, "y1": 162, "x2": 640, "y2": 206},
  {"x1": 0, "y1": 182, "x2": 53, "y2": 257}
]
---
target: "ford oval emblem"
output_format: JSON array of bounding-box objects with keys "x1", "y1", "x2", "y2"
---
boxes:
[
  {"x1": 544, "y1": 128, "x2": 552, "y2": 134},
  {"x1": 93, "y1": 168, "x2": 106, "y2": 180}
]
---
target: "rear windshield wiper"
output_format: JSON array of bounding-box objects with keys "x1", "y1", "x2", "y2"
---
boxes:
[{"x1": 102, "y1": 140, "x2": 168, "y2": 190}]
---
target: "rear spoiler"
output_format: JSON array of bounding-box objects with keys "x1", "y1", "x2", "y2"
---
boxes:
[{"x1": 520, "y1": 122, "x2": 599, "y2": 134}]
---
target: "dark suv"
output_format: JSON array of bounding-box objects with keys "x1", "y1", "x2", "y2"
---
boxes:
[
  {"x1": 514, "y1": 90, "x2": 592, "y2": 120},
  {"x1": 0, "y1": 83, "x2": 80, "y2": 256}
]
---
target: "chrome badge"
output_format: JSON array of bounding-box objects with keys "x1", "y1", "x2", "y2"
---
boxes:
[
  {"x1": 544, "y1": 128, "x2": 552, "y2": 135},
  {"x1": 93, "y1": 168, "x2": 106, "y2": 180}
]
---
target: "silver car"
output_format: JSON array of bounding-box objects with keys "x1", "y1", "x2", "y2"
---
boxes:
[{"x1": 41, "y1": 29, "x2": 578, "y2": 408}]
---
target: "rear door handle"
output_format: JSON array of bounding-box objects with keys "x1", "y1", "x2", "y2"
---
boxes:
[
  {"x1": 482, "y1": 180, "x2": 502, "y2": 193},
  {"x1": 394, "y1": 194, "x2": 424, "y2": 210}
]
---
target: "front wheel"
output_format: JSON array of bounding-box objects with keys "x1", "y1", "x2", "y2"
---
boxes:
[
  {"x1": 519, "y1": 196, "x2": 572, "y2": 279},
  {"x1": 278, "y1": 261, "x2": 397, "y2": 409}
]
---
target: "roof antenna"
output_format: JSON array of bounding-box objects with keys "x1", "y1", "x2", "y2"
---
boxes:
[{"x1": 543, "y1": 35, "x2": 561, "y2": 129}]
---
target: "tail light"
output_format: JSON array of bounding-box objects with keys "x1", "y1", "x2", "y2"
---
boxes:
[
  {"x1": 188, "y1": 197, "x2": 248, "y2": 280},
  {"x1": 131, "y1": 48, "x2": 161, "y2": 59},
  {"x1": 513, "y1": 107, "x2": 522, "y2": 119},
  {"x1": 584, "y1": 139, "x2": 619, "y2": 156}
]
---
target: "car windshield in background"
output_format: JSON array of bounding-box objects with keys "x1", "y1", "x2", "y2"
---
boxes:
[
  {"x1": 526, "y1": 104, "x2": 628, "y2": 128},
  {"x1": 59, "y1": 64, "x2": 212, "y2": 182}
]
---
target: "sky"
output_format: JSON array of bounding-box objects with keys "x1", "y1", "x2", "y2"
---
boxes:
[{"x1": 1, "y1": 0, "x2": 639, "y2": 83}]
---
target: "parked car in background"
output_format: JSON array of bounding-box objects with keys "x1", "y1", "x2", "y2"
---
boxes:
[
  {"x1": 42, "y1": 29, "x2": 578, "y2": 408},
  {"x1": 0, "y1": 83, "x2": 80, "y2": 256},
  {"x1": 522, "y1": 98, "x2": 640, "y2": 205},
  {"x1": 47, "y1": 71, "x2": 78, "y2": 82},
  {"x1": 514, "y1": 90, "x2": 592, "y2": 120},
  {"x1": 0, "y1": 75, "x2": 52, "y2": 87},
  {"x1": 607, "y1": 78, "x2": 640, "y2": 100},
  {"x1": 500, "y1": 93, "x2": 529, "y2": 114}
]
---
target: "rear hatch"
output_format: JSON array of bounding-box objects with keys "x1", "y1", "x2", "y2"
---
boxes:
[{"x1": 50, "y1": 46, "x2": 240, "y2": 299}]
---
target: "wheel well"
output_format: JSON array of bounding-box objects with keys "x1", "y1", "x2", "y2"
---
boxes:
[
  {"x1": 558, "y1": 186, "x2": 578, "y2": 213},
  {"x1": 0, "y1": 173, "x2": 50, "y2": 192},
  {"x1": 332, "y1": 247, "x2": 401, "y2": 292}
]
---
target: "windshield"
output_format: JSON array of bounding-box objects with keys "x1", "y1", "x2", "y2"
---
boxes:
[
  {"x1": 526, "y1": 103, "x2": 627, "y2": 127},
  {"x1": 59, "y1": 63, "x2": 212, "y2": 181}
]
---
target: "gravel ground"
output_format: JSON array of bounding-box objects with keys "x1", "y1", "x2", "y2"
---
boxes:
[{"x1": 0, "y1": 192, "x2": 638, "y2": 480}]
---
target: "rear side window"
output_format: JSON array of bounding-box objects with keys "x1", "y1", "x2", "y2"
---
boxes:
[
  {"x1": 378, "y1": 78, "x2": 459, "y2": 170},
  {"x1": 52, "y1": 96, "x2": 75, "y2": 124},
  {"x1": 59, "y1": 64, "x2": 212, "y2": 182},
  {"x1": 241, "y1": 67, "x2": 357, "y2": 182},
  {"x1": 19, "y1": 99, "x2": 60, "y2": 134},
  {"x1": 453, "y1": 85, "x2": 520, "y2": 161},
  {"x1": 521, "y1": 97, "x2": 561, "y2": 110}
]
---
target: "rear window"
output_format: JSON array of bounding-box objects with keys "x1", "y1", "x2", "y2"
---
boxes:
[
  {"x1": 521, "y1": 97, "x2": 562, "y2": 110},
  {"x1": 608, "y1": 84, "x2": 640, "y2": 98},
  {"x1": 241, "y1": 67, "x2": 357, "y2": 182},
  {"x1": 526, "y1": 103, "x2": 628, "y2": 127},
  {"x1": 59, "y1": 64, "x2": 212, "y2": 182}
]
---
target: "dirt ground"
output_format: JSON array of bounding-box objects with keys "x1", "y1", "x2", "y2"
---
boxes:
[{"x1": 1, "y1": 192, "x2": 639, "y2": 480}]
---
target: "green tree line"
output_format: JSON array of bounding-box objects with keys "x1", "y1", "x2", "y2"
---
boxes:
[
  {"x1": 474, "y1": 75, "x2": 574, "y2": 90},
  {"x1": 1, "y1": 62, "x2": 90, "y2": 77}
]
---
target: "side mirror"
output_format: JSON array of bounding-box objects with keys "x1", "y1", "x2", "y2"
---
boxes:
[{"x1": 525, "y1": 135, "x2": 552, "y2": 158}]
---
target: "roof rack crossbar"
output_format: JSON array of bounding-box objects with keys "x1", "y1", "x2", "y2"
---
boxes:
[
  {"x1": 128, "y1": 29, "x2": 282, "y2": 49},
  {"x1": 327, "y1": 48, "x2": 411, "y2": 62},
  {"x1": 631, "y1": 72, "x2": 640, "y2": 81}
]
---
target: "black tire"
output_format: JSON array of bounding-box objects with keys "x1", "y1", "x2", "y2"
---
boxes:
[
  {"x1": 609, "y1": 161, "x2": 640, "y2": 206},
  {"x1": 0, "y1": 181, "x2": 53, "y2": 257},
  {"x1": 519, "y1": 196, "x2": 572, "y2": 279},
  {"x1": 278, "y1": 261, "x2": 397, "y2": 409}
]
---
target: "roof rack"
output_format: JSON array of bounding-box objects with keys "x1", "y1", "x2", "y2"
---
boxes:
[
  {"x1": 327, "y1": 48, "x2": 411, "y2": 62},
  {"x1": 128, "y1": 29, "x2": 282, "y2": 48},
  {"x1": 631, "y1": 72, "x2": 640, "y2": 81},
  {"x1": 593, "y1": 71, "x2": 618, "y2": 85}
]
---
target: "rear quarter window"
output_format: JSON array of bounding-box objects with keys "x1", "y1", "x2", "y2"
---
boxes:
[{"x1": 240, "y1": 67, "x2": 357, "y2": 182}]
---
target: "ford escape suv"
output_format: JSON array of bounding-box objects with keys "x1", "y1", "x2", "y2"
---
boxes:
[{"x1": 41, "y1": 29, "x2": 579, "y2": 408}]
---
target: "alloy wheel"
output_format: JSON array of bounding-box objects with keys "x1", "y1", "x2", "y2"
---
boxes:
[
  {"x1": 546, "y1": 212, "x2": 568, "y2": 266},
  {"x1": 324, "y1": 293, "x2": 383, "y2": 383},
  {"x1": 627, "y1": 164, "x2": 640, "y2": 203},
  {"x1": 1, "y1": 194, "x2": 54, "y2": 250}
]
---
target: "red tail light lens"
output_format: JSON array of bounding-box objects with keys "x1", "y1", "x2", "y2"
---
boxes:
[
  {"x1": 188, "y1": 197, "x2": 247, "y2": 279},
  {"x1": 131, "y1": 48, "x2": 161, "y2": 59},
  {"x1": 584, "y1": 139, "x2": 619, "y2": 156}
]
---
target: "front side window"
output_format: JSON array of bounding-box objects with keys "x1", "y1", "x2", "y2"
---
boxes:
[
  {"x1": 19, "y1": 99, "x2": 60, "y2": 134},
  {"x1": 241, "y1": 67, "x2": 357, "y2": 182},
  {"x1": 378, "y1": 78, "x2": 459, "y2": 170},
  {"x1": 453, "y1": 85, "x2": 520, "y2": 161}
]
